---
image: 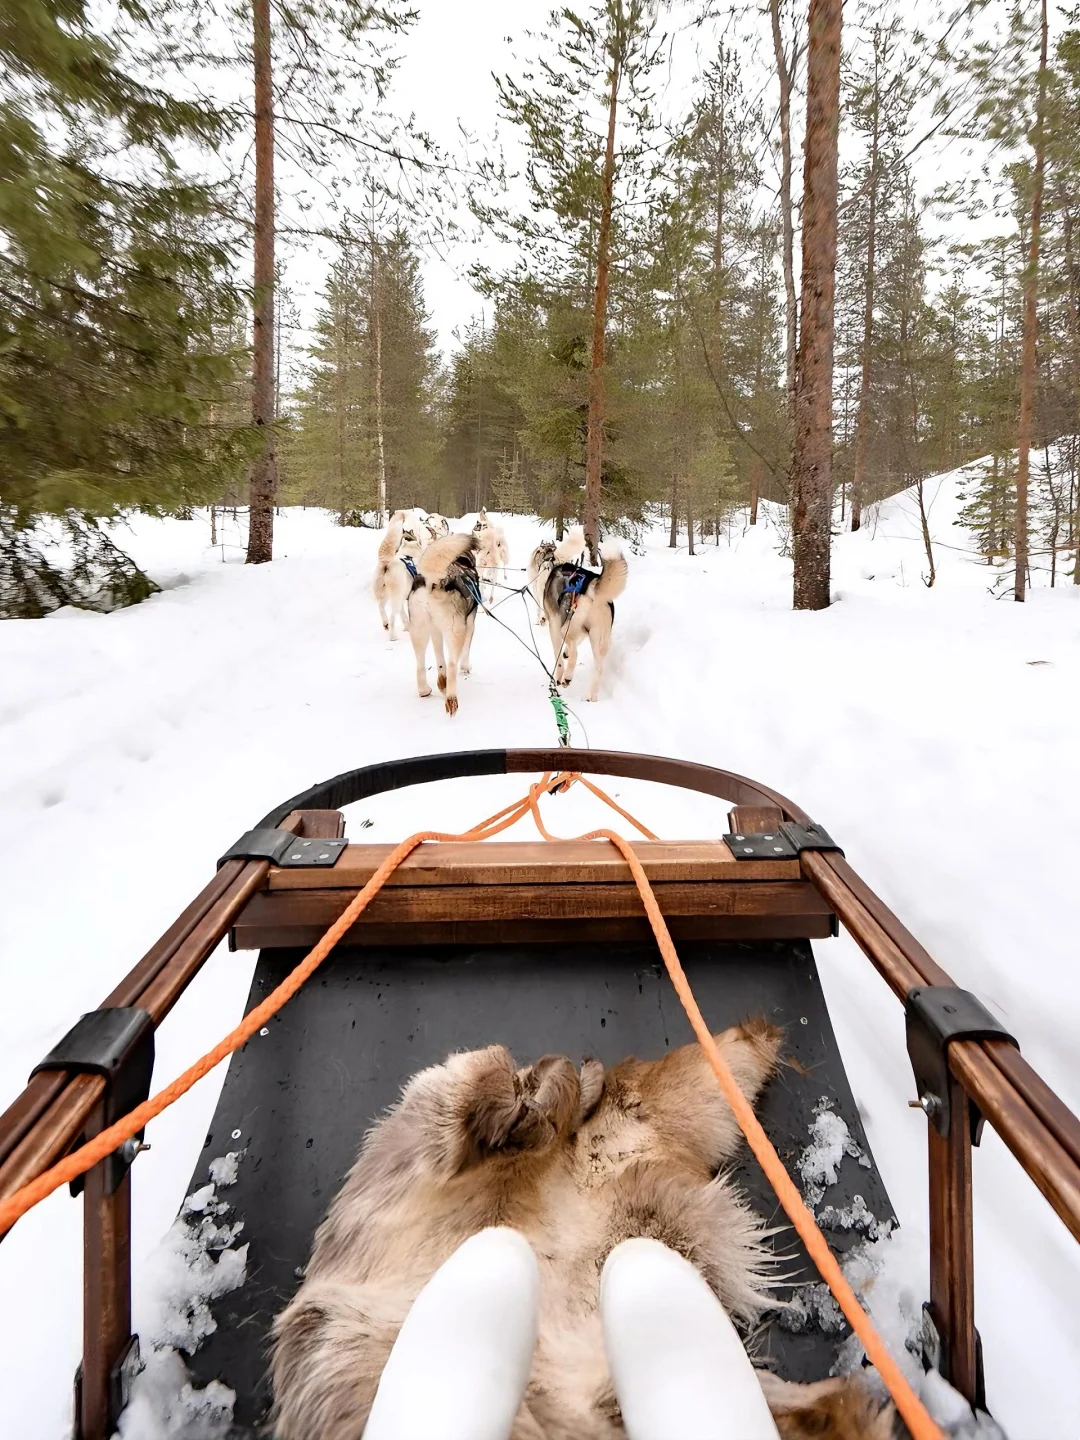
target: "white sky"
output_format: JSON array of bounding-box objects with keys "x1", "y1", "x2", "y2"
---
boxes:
[{"x1": 273, "y1": 0, "x2": 1045, "y2": 372}]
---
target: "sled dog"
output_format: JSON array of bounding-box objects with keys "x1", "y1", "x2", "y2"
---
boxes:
[
  {"x1": 372, "y1": 517, "x2": 426, "y2": 638},
  {"x1": 542, "y1": 541, "x2": 628, "y2": 701},
  {"x1": 473, "y1": 508, "x2": 510, "y2": 604},
  {"x1": 527, "y1": 526, "x2": 588, "y2": 625},
  {"x1": 404, "y1": 532, "x2": 480, "y2": 716},
  {"x1": 272, "y1": 1022, "x2": 895, "y2": 1440}
]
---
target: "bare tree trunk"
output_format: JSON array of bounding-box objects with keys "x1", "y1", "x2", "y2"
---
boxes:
[
  {"x1": 916, "y1": 479, "x2": 936, "y2": 587},
  {"x1": 373, "y1": 278, "x2": 387, "y2": 522},
  {"x1": 210, "y1": 505, "x2": 217, "y2": 547},
  {"x1": 750, "y1": 465, "x2": 760, "y2": 526},
  {"x1": 1015, "y1": 0, "x2": 1048, "y2": 603},
  {"x1": 246, "y1": 0, "x2": 276, "y2": 564},
  {"x1": 771, "y1": 0, "x2": 798, "y2": 419},
  {"x1": 583, "y1": 29, "x2": 621, "y2": 566},
  {"x1": 850, "y1": 31, "x2": 882, "y2": 534},
  {"x1": 791, "y1": 0, "x2": 842, "y2": 612},
  {"x1": 686, "y1": 484, "x2": 695, "y2": 556},
  {"x1": 669, "y1": 474, "x2": 679, "y2": 547}
]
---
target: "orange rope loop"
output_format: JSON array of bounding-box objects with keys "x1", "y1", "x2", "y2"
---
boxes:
[{"x1": 0, "y1": 770, "x2": 941, "y2": 1440}]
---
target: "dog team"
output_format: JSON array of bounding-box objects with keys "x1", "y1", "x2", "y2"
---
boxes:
[{"x1": 371, "y1": 507, "x2": 628, "y2": 715}]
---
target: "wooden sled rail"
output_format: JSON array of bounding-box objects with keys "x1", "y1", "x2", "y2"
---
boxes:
[{"x1": 1, "y1": 748, "x2": 1078, "y2": 1439}]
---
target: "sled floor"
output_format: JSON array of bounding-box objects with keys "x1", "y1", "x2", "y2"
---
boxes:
[{"x1": 184, "y1": 938, "x2": 894, "y2": 1427}]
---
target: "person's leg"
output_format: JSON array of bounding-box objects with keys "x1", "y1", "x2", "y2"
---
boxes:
[
  {"x1": 600, "y1": 1237, "x2": 780, "y2": 1440},
  {"x1": 363, "y1": 1227, "x2": 539, "y2": 1440}
]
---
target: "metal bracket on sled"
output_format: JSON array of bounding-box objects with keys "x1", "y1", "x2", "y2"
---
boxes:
[
  {"x1": 905, "y1": 986, "x2": 1018, "y2": 1142},
  {"x1": 723, "y1": 820, "x2": 843, "y2": 860},
  {"x1": 31, "y1": 1008, "x2": 155, "y2": 1194},
  {"x1": 218, "y1": 827, "x2": 347, "y2": 869}
]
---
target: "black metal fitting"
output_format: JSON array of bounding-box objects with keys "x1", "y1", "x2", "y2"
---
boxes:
[
  {"x1": 905, "y1": 986, "x2": 1018, "y2": 1142},
  {"x1": 32, "y1": 1008, "x2": 155, "y2": 1194},
  {"x1": 218, "y1": 828, "x2": 347, "y2": 869},
  {"x1": 723, "y1": 819, "x2": 842, "y2": 860}
]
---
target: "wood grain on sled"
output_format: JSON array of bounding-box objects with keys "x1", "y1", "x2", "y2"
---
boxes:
[{"x1": 266, "y1": 839, "x2": 800, "y2": 890}]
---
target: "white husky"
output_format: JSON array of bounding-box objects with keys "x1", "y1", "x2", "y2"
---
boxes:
[
  {"x1": 373, "y1": 516, "x2": 427, "y2": 638},
  {"x1": 473, "y1": 509, "x2": 510, "y2": 604},
  {"x1": 407, "y1": 533, "x2": 481, "y2": 716}
]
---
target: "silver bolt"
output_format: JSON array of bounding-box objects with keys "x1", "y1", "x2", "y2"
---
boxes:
[
  {"x1": 290, "y1": 852, "x2": 302, "y2": 860},
  {"x1": 800, "y1": 1017, "x2": 808, "y2": 1025},
  {"x1": 773, "y1": 846, "x2": 784, "y2": 853},
  {"x1": 735, "y1": 835, "x2": 745, "y2": 841},
  {"x1": 908, "y1": 1094, "x2": 941, "y2": 1118},
  {"x1": 319, "y1": 852, "x2": 330, "y2": 860},
  {"x1": 260, "y1": 1027, "x2": 269, "y2": 1036},
  {"x1": 742, "y1": 847, "x2": 753, "y2": 854},
  {"x1": 764, "y1": 834, "x2": 774, "y2": 840},
  {"x1": 119, "y1": 1139, "x2": 151, "y2": 1165},
  {"x1": 231, "y1": 1128, "x2": 242, "y2": 1140}
]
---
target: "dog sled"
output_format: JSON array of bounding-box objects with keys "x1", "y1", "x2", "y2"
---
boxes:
[{"x1": 1, "y1": 747, "x2": 1079, "y2": 1439}]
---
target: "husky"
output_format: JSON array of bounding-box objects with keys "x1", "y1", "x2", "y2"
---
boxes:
[
  {"x1": 424, "y1": 512, "x2": 451, "y2": 541},
  {"x1": 372, "y1": 518, "x2": 426, "y2": 639},
  {"x1": 473, "y1": 508, "x2": 510, "y2": 604},
  {"x1": 543, "y1": 540, "x2": 627, "y2": 701},
  {"x1": 527, "y1": 526, "x2": 587, "y2": 626},
  {"x1": 406, "y1": 533, "x2": 480, "y2": 716},
  {"x1": 271, "y1": 1022, "x2": 895, "y2": 1440}
]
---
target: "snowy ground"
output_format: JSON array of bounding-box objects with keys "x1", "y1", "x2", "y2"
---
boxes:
[{"x1": 2, "y1": 466, "x2": 1079, "y2": 1438}]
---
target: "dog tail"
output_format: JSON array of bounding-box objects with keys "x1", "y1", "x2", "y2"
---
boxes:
[
  {"x1": 417, "y1": 532, "x2": 478, "y2": 585},
  {"x1": 554, "y1": 526, "x2": 585, "y2": 564},
  {"x1": 593, "y1": 542, "x2": 628, "y2": 603},
  {"x1": 377, "y1": 517, "x2": 404, "y2": 564}
]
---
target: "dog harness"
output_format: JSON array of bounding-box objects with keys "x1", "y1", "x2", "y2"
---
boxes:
[{"x1": 400, "y1": 555, "x2": 420, "y2": 580}]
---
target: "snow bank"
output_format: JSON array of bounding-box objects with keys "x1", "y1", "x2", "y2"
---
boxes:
[{"x1": 1, "y1": 479, "x2": 1078, "y2": 1436}]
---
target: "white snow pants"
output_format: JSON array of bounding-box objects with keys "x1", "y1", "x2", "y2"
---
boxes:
[{"x1": 362, "y1": 1227, "x2": 780, "y2": 1440}]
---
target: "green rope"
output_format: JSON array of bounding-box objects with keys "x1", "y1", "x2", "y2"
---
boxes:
[{"x1": 548, "y1": 685, "x2": 571, "y2": 747}]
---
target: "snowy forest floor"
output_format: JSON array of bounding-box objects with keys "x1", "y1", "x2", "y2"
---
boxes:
[{"x1": 2, "y1": 461, "x2": 1079, "y2": 1438}]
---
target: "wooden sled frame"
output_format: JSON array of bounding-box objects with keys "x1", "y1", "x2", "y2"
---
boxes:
[{"x1": 1, "y1": 746, "x2": 1078, "y2": 1440}]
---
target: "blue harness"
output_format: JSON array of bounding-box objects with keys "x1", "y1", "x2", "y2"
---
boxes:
[
  {"x1": 564, "y1": 567, "x2": 591, "y2": 597},
  {"x1": 400, "y1": 554, "x2": 419, "y2": 580}
]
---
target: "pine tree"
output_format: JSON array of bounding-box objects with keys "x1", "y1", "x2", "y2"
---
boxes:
[{"x1": 0, "y1": 0, "x2": 255, "y2": 617}]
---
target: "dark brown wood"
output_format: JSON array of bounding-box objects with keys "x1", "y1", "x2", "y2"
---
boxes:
[
  {"x1": 802, "y1": 848, "x2": 1080, "y2": 1245},
  {"x1": 0, "y1": 819, "x2": 306, "y2": 1220},
  {"x1": 232, "y1": 912, "x2": 837, "y2": 952},
  {"x1": 727, "y1": 804, "x2": 786, "y2": 835},
  {"x1": 241, "y1": 875, "x2": 830, "y2": 925},
  {"x1": 288, "y1": 809, "x2": 346, "y2": 839},
  {"x1": 80, "y1": 1108, "x2": 133, "y2": 1440},
  {"x1": 927, "y1": 1075, "x2": 977, "y2": 1405},
  {"x1": 267, "y1": 839, "x2": 799, "y2": 891},
  {"x1": 948, "y1": 1042, "x2": 1080, "y2": 1245}
]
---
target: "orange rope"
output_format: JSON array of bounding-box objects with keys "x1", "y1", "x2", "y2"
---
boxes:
[{"x1": 0, "y1": 770, "x2": 942, "y2": 1439}]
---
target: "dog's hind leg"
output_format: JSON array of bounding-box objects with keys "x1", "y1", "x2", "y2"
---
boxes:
[
  {"x1": 374, "y1": 569, "x2": 390, "y2": 631},
  {"x1": 409, "y1": 606, "x2": 432, "y2": 698},
  {"x1": 585, "y1": 611, "x2": 612, "y2": 702},
  {"x1": 443, "y1": 614, "x2": 468, "y2": 716},
  {"x1": 459, "y1": 608, "x2": 477, "y2": 677},
  {"x1": 430, "y1": 621, "x2": 447, "y2": 695}
]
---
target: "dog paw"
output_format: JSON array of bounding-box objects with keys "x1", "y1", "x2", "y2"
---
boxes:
[
  {"x1": 460, "y1": 664, "x2": 471, "y2": 677},
  {"x1": 419, "y1": 686, "x2": 432, "y2": 698},
  {"x1": 560, "y1": 677, "x2": 571, "y2": 688},
  {"x1": 445, "y1": 695, "x2": 459, "y2": 717}
]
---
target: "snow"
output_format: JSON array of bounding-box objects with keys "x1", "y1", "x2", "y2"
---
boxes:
[
  {"x1": 2, "y1": 462, "x2": 1079, "y2": 1436},
  {"x1": 116, "y1": 1160, "x2": 248, "y2": 1440}
]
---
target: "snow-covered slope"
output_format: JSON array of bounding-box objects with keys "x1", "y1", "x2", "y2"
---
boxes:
[{"x1": 2, "y1": 467, "x2": 1078, "y2": 1437}]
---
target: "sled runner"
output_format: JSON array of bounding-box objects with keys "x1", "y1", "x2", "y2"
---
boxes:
[{"x1": 2, "y1": 748, "x2": 1079, "y2": 1440}]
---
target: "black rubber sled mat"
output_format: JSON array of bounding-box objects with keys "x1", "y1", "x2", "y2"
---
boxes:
[{"x1": 184, "y1": 939, "x2": 895, "y2": 1427}]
